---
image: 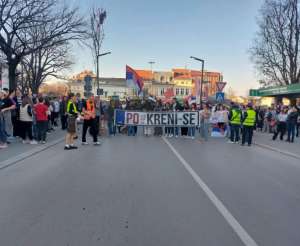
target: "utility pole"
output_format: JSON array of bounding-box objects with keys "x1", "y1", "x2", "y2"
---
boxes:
[
  {"x1": 190, "y1": 56, "x2": 205, "y2": 108},
  {"x1": 148, "y1": 61, "x2": 155, "y2": 72},
  {"x1": 96, "y1": 52, "x2": 111, "y2": 95}
]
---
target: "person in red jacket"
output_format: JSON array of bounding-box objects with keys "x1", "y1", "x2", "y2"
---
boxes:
[{"x1": 34, "y1": 97, "x2": 49, "y2": 144}]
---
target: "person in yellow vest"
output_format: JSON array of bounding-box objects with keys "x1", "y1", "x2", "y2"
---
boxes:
[
  {"x1": 241, "y1": 103, "x2": 256, "y2": 146},
  {"x1": 65, "y1": 93, "x2": 79, "y2": 150},
  {"x1": 228, "y1": 103, "x2": 242, "y2": 143},
  {"x1": 81, "y1": 95, "x2": 100, "y2": 145}
]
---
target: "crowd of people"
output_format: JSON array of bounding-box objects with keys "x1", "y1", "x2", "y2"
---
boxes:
[
  {"x1": 1, "y1": 88, "x2": 300, "y2": 150},
  {"x1": 0, "y1": 88, "x2": 62, "y2": 149},
  {"x1": 109, "y1": 97, "x2": 300, "y2": 147}
]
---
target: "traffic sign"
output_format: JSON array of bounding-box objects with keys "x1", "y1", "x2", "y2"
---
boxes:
[
  {"x1": 97, "y1": 88, "x2": 104, "y2": 96},
  {"x1": 216, "y1": 92, "x2": 225, "y2": 102},
  {"x1": 84, "y1": 75, "x2": 93, "y2": 87},
  {"x1": 216, "y1": 82, "x2": 227, "y2": 92}
]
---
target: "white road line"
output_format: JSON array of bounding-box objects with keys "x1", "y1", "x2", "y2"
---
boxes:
[{"x1": 162, "y1": 137, "x2": 259, "y2": 246}]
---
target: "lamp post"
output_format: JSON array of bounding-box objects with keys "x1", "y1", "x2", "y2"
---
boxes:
[
  {"x1": 148, "y1": 61, "x2": 155, "y2": 72},
  {"x1": 190, "y1": 56, "x2": 205, "y2": 108},
  {"x1": 96, "y1": 51, "x2": 111, "y2": 95}
]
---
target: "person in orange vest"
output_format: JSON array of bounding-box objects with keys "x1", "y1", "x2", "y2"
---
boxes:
[{"x1": 81, "y1": 95, "x2": 100, "y2": 145}]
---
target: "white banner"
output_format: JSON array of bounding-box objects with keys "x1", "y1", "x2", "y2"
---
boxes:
[{"x1": 116, "y1": 110, "x2": 200, "y2": 127}]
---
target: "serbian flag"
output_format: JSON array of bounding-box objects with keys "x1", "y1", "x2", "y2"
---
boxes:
[{"x1": 126, "y1": 65, "x2": 144, "y2": 93}]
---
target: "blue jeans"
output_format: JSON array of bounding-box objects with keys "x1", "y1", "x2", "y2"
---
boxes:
[
  {"x1": 174, "y1": 127, "x2": 179, "y2": 136},
  {"x1": 242, "y1": 126, "x2": 254, "y2": 145},
  {"x1": 0, "y1": 115, "x2": 7, "y2": 143},
  {"x1": 36, "y1": 121, "x2": 48, "y2": 141},
  {"x1": 287, "y1": 122, "x2": 296, "y2": 142},
  {"x1": 107, "y1": 121, "x2": 116, "y2": 135},
  {"x1": 128, "y1": 126, "x2": 136, "y2": 136},
  {"x1": 165, "y1": 127, "x2": 173, "y2": 135},
  {"x1": 230, "y1": 124, "x2": 240, "y2": 142},
  {"x1": 200, "y1": 123, "x2": 209, "y2": 141},
  {"x1": 188, "y1": 127, "x2": 196, "y2": 137}
]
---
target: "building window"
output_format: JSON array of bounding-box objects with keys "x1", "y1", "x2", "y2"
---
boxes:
[
  {"x1": 160, "y1": 76, "x2": 164, "y2": 82},
  {"x1": 176, "y1": 88, "x2": 179, "y2": 95},
  {"x1": 181, "y1": 88, "x2": 184, "y2": 95},
  {"x1": 161, "y1": 88, "x2": 165, "y2": 96},
  {"x1": 186, "y1": 89, "x2": 189, "y2": 95}
]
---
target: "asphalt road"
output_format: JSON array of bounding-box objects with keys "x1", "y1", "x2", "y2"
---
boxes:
[{"x1": 0, "y1": 135, "x2": 300, "y2": 246}]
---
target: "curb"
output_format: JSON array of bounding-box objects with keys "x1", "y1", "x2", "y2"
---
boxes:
[
  {"x1": 0, "y1": 138, "x2": 64, "y2": 171},
  {"x1": 254, "y1": 142, "x2": 300, "y2": 160}
]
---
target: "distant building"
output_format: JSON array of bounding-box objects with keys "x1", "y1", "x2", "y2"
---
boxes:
[
  {"x1": 132, "y1": 68, "x2": 224, "y2": 99},
  {"x1": 68, "y1": 70, "x2": 127, "y2": 99},
  {"x1": 174, "y1": 69, "x2": 223, "y2": 96},
  {"x1": 96, "y1": 78, "x2": 127, "y2": 99}
]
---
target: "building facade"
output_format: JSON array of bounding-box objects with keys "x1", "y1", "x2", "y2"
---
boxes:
[
  {"x1": 69, "y1": 70, "x2": 127, "y2": 100},
  {"x1": 133, "y1": 68, "x2": 223, "y2": 99}
]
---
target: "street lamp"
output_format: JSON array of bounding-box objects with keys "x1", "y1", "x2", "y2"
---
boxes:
[
  {"x1": 96, "y1": 51, "x2": 111, "y2": 95},
  {"x1": 190, "y1": 56, "x2": 205, "y2": 108},
  {"x1": 148, "y1": 61, "x2": 155, "y2": 72}
]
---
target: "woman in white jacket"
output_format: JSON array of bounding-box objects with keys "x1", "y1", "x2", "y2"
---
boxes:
[{"x1": 19, "y1": 96, "x2": 37, "y2": 144}]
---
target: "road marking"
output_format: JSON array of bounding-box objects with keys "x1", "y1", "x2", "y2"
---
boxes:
[{"x1": 162, "y1": 137, "x2": 259, "y2": 246}]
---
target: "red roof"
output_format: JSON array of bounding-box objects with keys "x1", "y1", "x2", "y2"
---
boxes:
[
  {"x1": 174, "y1": 75, "x2": 192, "y2": 80},
  {"x1": 135, "y1": 70, "x2": 153, "y2": 80}
]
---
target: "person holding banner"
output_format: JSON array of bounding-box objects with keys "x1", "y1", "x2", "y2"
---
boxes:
[
  {"x1": 188, "y1": 103, "x2": 197, "y2": 139},
  {"x1": 127, "y1": 101, "x2": 136, "y2": 136},
  {"x1": 181, "y1": 101, "x2": 190, "y2": 137},
  {"x1": 164, "y1": 103, "x2": 173, "y2": 137},
  {"x1": 154, "y1": 100, "x2": 163, "y2": 137},
  {"x1": 172, "y1": 98, "x2": 182, "y2": 138},
  {"x1": 143, "y1": 99, "x2": 154, "y2": 137}
]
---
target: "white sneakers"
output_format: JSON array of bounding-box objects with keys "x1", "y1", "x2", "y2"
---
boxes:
[
  {"x1": 82, "y1": 142, "x2": 101, "y2": 146},
  {"x1": 0, "y1": 144, "x2": 8, "y2": 149},
  {"x1": 22, "y1": 140, "x2": 38, "y2": 144}
]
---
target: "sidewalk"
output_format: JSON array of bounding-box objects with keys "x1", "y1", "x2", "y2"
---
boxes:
[
  {"x1": 254, "y1": 131, "x2": 300, "y2": 158},
  {"x1": 0, "y1": 128, "x2": 65, "y2": 163}
]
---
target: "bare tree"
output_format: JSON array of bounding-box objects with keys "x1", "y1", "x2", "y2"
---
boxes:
[
  {"x1": 22, "y1": 43, "x2": 73, "y2": 94},
  {"x1": 19, "y1": 17, "x2": 75, "y2": 93},
  {"x1": 251, "y1": 0, "x2": 300, "y2": 86},
  {"x1": 0, "y1": 0, "x2": 85, "y2": 90},
  {"x1": 87, "y1": 8, "x2": 107, "y2": 87}
]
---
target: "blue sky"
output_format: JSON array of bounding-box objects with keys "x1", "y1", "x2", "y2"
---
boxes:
[{"x1": 70, "y1": 0, "x2": 264, "y2": 95}]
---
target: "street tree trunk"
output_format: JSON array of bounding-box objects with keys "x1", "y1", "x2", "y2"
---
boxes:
[{"x1": 8, "y1": 60, "x2": 18, "y2": 90}]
